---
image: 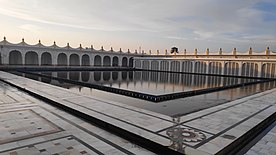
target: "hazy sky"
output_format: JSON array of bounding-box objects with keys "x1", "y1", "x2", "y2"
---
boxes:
[{"x1": 0, "y1": 0, "x2": 275, "y2": 54}]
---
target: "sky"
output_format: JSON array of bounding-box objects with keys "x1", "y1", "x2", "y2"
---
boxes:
[{"x1": 0, "y1": 0, "x2": 275, "y2": 54}]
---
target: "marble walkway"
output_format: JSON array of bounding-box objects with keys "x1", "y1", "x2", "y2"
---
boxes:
[
  {"x1": 0, "y1": 71, "x2": 275, "y2": 155},
  {"x1": 0, "y1": 80, "x2": 155, "y2": 155}
]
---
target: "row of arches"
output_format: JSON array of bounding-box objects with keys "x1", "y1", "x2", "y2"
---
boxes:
[
  {"x1": 8, "y1": 50, "x2": 133, "y2": 67},
  {"x1": 137, "y1": 60, "x2": 276, "y2": 78}
]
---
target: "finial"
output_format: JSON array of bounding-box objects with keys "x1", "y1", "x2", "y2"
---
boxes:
[
  {"x1": 4, "y1": 36, "x2": 6, "y2": 40},
  {"x1": 184, "y1": 49, "x2": 187, "y2": 55},
  {"x1": 101, "y1": 46, "x2": 104, "y2": 51},
  {"x1": 128, "y1": 49, "x2": 130, "y2": 53},
  {"x1": 91, "y1": 45, "x2": 93, "y2": 49},
  {"x1": 194, "y1": 48, "x2": 198, "y2": 55},
  {"x1": 249, "y1": 47, "x2": 252, "y2": 55},
  {"x1": 54, "y1": 41, "x2": 56, "y2": 45},
  {"x1": 149, "y1": 50, "x2": 151, "y2": 55},
  {"x1": 157, "y1": 50, "x2": 159, "y2": 55},
  {"x1": 165, "y1": 49, "x2": 168, "y2": 55},
  {"x1": 119, "y1": 48, "x2": 122, "y2": 52},
  {"x1": 22, "y1": 38, "x2": 25, "y2": 42},
  {"x1": 39, "y1": 39, "x2": 41, "y2": 44},
  {"x1": 135, "y1": 50, "x2": 137, "y2": 54},
  {"x1": 111, "y1": 47, "x2": 113, "y2": 51},
  {"x1": 206, "y1": 48, "x2": 209, "y2": 55},
  {"x1": 80, "y1": 44, "x2": 82, "y2": 48},
  {"x1": 232, "y1": 47, "x2": 237, "y2": 55},
  {"x1": 67, "y1": 43, "x2": 70, "y2": 47},
  {"x1": 266, "y1": 46, "x2": 270, "y2": 55},
  {"x1": 219, "y1": 48, "x2": 223, "y2": 55}
]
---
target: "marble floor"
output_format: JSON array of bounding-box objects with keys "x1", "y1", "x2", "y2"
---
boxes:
[
  {"x1": 0, "y1": 71, "x2": 275, "y2": 155},
  {"x1": 0, "y1": 81, "x2": 155, "y2": 155}
]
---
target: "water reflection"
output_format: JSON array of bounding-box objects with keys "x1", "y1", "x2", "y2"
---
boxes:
[
  {"x1": 81, "y1": 72, "x2": 89, "y2": 82},
  {"x1": 37, "y1": 71, "x2": 262, "y2": 95},
  {"x1": 17, "y1": 70, "x2": 276, "y2": 116}
]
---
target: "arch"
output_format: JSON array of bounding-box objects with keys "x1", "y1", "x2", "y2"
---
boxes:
[
  {"x1": 25, "y1": 51, "x2": 38, "y2": 65},
  {"x1": 122, "y1": 57, "x2": 128, "y2": 67},
  {"x1": 135, "y1": 60, "x2": 141, "y2": 68},
  {"x1": 129, "y1": 57, "x2": 134, "y2": 67},
  {"x1": 160, "y1": 61, "x2": 169, "y2": 71},
  {"x1": 195, "y1": 61, "x2": 206, "y2": 73},
  {"x1": 94, "y1": 55, "x2": 101, "y2": 66},
  {"x1": 103, "y1": 56, "x2": 111, "y2": 66},
  {"x1": 151, "y1": 61, "x2": 159, "y2": 70},
  {"x1": 112, "y1": 56, "x2": 119, "y2": 67},
  {"x1": 9, "y1": 50, "x2": 22, "y2": 65},
  {"x1": 57, "y1": 53, "x2": 67, "y2": 66},
  {"x1": 182, "y1": 61, "x2": 193, "y2": 72},
  {"x1": 209, "y1": 62, "x2": 222, "y2": 74},
  {"x1": 81, "y1": 54, "x2": 90, "y2": 66},
  {"x1": 41, "y1": 52, "x2": 52, "y2": 66},
  {"x1": 170, "y1": 61, "x2": 180, "y2": 72},
  {"x1": 69, "y1": 54, "x2": 80, "y2": 66},
  {"x1": 142, "y1": 61, "x2": 150, "y2": 70}
]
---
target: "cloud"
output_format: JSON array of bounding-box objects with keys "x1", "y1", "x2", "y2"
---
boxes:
[{"x1": 0, "y1": 0, "x2": 275, "y2": 51}]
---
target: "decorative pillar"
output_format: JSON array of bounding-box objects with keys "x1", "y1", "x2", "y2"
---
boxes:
[
  {"x1": 232, "y1": 48, "x2": 237, "y2": 58},
  {"x1": 184, "y1": 49, "x2": 187, "y2": 56},
  {"x1": 248, "y1": 47, "x2": 253, "y2": 55},
  {"x1": 194, "y1": 48, "x2": 198, "y2": 58},
  {"x1": 219, "y1": 48, "x2": 223, "y2": 55},
  {"x1": 265, "y1": 47, "x2": 270, "y2": 59}
]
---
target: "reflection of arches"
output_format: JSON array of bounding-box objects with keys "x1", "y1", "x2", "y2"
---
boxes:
[
  {"x1": 94, "y1": 72, "x2": 101, "y2": 81},
  {"x1": 122, "y1": 71, "x2": 127, "y2": 80},
  {"x1": 112, "y1": 72, "x2": 118, "y2": 80},
  {"x1": 81, "y1": 54, "x2": 90, "y2": 66},
  {"x1": 94, "y1": 55, "x2": 101, "y2": 66},
  {"x1": 0, "y1": 53, "x2": 2, "y2": 65},
  {"x1": 41, "y1": 52, "x2": 52, "y2": 66},
  {"x1": 41, "y1": 72, "x2": 52, "y2": 83},
  {"x1": 122, "y1": 57, "x2": 128, "y2": 67},
  {"x1": 57, "y1": 53, "x2": 67, "y2": 66},
  {"x1": 69, "y1": 54, "x2": 80, "y2": 66},
  {"x1": 103, "y1": 72, "x2": 111, "y2": 81},
  {"x1": 25, "y1": 51, "x2": 38, "y2": 65},
  {"x1": 112, "y1": 56, "x2": 119, "y2": 66},
  {"x1": 103, "y1": 56, "x2": 111, "y2": 66},
  {"x1": 9, "y1": 50, "x2": 22, "y2": 65},
  {"x1": 81, "y1": 72, "x2": 89, "y2": 82},
  {"x1": 69, "y1": 72, "x2": 80, "y2": 80},
  {"x1": 129, "y1": 57, "x2": 134, "y2": 67}
]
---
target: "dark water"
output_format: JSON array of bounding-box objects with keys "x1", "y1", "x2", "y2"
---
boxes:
[{"x1": 14, "y1": 71, "x2": 276, "y2": 117}]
